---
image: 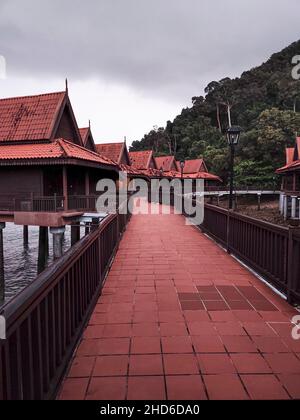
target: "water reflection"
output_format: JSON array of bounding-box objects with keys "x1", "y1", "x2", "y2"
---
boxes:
[{"x1": 2, "y1": 223, "x2": 84, "y2": 304}]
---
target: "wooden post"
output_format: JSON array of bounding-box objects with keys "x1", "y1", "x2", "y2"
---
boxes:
[
  {"x1": 37, "y1": 227, "x2": 48, "y2": 274},
  {"x1": 286, "y1": 227, "x2": 298, "y2": 304},
  {"x1": 293, "y1": 173, "x2": 297, "y2": 192},
  {"x1": 23, "y1": 225, "x2": 29, "y2": 246},
  {"x1": 257, "y1": 193, "x2": 261, "y2": 211},
  {"x1": 71, "y1": 224, "x2": 81, "y2": 246},
  {"x1": 0, "y1": 223, "x2": 5, "y2": 304},
  {"x1": 63, "y1": 166, "x2": 68, "y2": 211},
  {"x1": 50, "y1": 227, "x2": 65, "y2": 259},
  {"x1": 85, "y1": 171, "x2": 90, "y2": 210}
]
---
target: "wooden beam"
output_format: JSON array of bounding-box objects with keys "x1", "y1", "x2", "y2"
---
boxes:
[{"x1": 63, "y1": 166, "x2": 68, "y2": 211}]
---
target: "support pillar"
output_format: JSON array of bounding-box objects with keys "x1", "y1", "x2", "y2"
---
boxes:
[
  {"x1": 283, "y1": 195, "x2": 288, "y2": 220},
  {"x1": 257, "y1": 193, "x2": 262, "y2": 211},
  {"x1": 0, "y1": 223, "x2": 6, "y2": 304},
  {"x1": 71, "y1": 223, "x2": 81, "y2": 246},
  {"x1": 291, "y1": 196, "x2": 297, "y2": 219},
  {"x1": 279, "y1": 194, "x2": 284, "y2": 215},
  {"x1": 37, "y1": 227, "x2": 49, "y2": 274},
  {"x1": 298, "y1": 198, "x2": 300, "y2": 220},
  {"x1": 85, "y1": 171, "x2": 90, "y2": 210},
  {"x1": 85, "y1": 222, "x2": 91, "y2": 235},
  {"x1": 50, "y1": 226, "x2": 66, "y2": 260},
  {"x1": 23, "y1": 225, "x2": 29, "y2": 246},
  {"x1": 63, "y1": 166, "x2": 68, "y2": 211}
]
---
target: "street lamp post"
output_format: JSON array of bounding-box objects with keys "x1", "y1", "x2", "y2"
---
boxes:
[
  {"x1": 180, "y1": 160, "x2": 185, "y2": 212},
  {"x1": 227, "y1": 126, "x2": 241, "y2": 210}
]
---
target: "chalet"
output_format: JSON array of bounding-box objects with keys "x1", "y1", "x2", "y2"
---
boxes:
[
  {"x1": 276, "y1": 138, "x2": 300, "y2": 219},
  {"x1": 79, "y1": 125, "x2": 97, "y2": 152},
  {"x1": 0, "y1": 88, "x2": 118, "y2": 227},
  {"x1": 129, "y1": 150, "x2": 157, "y2": 170},
  {"x1": 155, "y1": 155, "x2": 177, "y2": 172},
  {"x1": 96, "y1": 141, "x2": 131, "y2": 166},
  {"x1": 176, "y1": 158, "x2": 208, "y2": 174}
]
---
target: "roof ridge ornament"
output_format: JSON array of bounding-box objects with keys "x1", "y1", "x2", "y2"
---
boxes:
[{"x1": 65, "y1": 78, "x2": 68, "y2": 93}]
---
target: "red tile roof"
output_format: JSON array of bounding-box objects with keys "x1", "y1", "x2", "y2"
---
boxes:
[
  {"x1": 79, "y1": 128, "x2": 89, "y2": 145},
  {"x1": 155, "y1": 156, "x2": 176, "y2": 172},
  {"x1": 286, "y1": 148, "x2": 294, "y2": 165},
  {"x1": 165, "y1": 170, "x2": 222, "y2": 181},
  {"x1": 96, "y1": 142, "x2": 124, "y2": 164},
  {"x1": 0, "y1": 91, "x2": 66, "y2": 142},
  {"x1": 176, "y1": 159, "x2": 207, "y2": 174},
  {"x1": 129, "y1": 150, "x2": 154, "y2": 169},
  {"x1": 0, "y1": 138, "x2": 117, "y2": 166}
]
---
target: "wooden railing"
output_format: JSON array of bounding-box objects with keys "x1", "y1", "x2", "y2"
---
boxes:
[
  {"x1": 198, "y1": 202, "x2": 300, "y2": 305},
  {"x1": 0, "y1": 206, "x2": 131, "y2": 400},
  {"x1": 149, "y1": 191, "x2": 300, "y2": 305}
]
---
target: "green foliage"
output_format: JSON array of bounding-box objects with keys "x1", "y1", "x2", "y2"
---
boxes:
[{"x1": 130, "y1": 40, "x2": 300, "y2": 185}]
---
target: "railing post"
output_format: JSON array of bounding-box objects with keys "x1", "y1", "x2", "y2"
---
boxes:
[
  {"x1": 226, "y1": 210, "x2": 231, "y2": 254},
  {"x1": 54, "y1": 193, "x2": 57, "y2": 212},
  {"x1": 287, "y1": 227, "x2": 300, "y2": 304}
]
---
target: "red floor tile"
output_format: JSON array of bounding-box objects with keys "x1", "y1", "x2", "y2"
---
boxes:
[
  {"x1": 198, "y1": 354, "x2": 236, "y2": 374},
  {"x1": 164, "y1": 354, "x2": 199, "y2": 375},
  {"x1": 129, "y1": 354, "x2": 163, "y2": 375},
  {"x1": 181, "y1": 301, "x2": 205, "y2": 311},
  {"x1": 221, "y1": 336, "x2": 258, "y2": 353},
  {"x1": 98, "y1": 338, "x2": 130, "y2": 355},
  {"x1": 231, "y1": 354, "x2": 272, "y2": 374},
  {"x1": 241, "y1": 375, "x2": 290, "y2": 400},
  {"x1": 187, "y1": 321, "x2": 217, "y2": 336},
  {"x1": 277, "y1": 374, "x2": 300, "y2": 399},
  {"x1": 252, "y1": 336, "x2": 289, "y2": 353},
  {"x1": 158, "y1": 311, "x2": 185, "y2": 323},
  {"x1": 86, "y1": 377, "x2": 127, "y2": 400},
  {"x1": 93, "y1": 355, "x2": 129, "y2": 376},
  {"x1": 127, "y1": 376, "x2": 166, "y2": 400},
  {"x1": 161, "y1": 336, "x2": 193, "y2": 354},
  {"x1": 192, "y1": 336, "x2": 226, "y2": 353},
  {"x1": 203, "y1": 301, "x2": 230, "y2": 311},
  {"x1": 214, "y1": 321, "x2": 246, "y2": 336},
  {"x1": 68, "y1": 357, "x2": 95, "y2": 378},
  {"x1": 59, "y1": 378, "x2": 89, "y2": 400},
  {"x1": 166, "y1": 376, "x2": 207, "y2": 400},
  {"x1": 243, "y1": 322, "x2": 276, "y2": 337},
  {"x1": 132, "y1": 323, "x2": 160, "y2": 337},
  {"x1": 203, "y1": 375, "x2": 248, "y2": 400},
  {"x1": 131, "y1": 337, "x2": 161, "y2": 354},
  {"x1": 160, "y1": 322, "x2": 188, "y2": 337},
  {"x1": 264, "y1": 353, "x2": 300, "y2": 373}
]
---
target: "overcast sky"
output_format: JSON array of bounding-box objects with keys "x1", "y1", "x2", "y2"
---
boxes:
[{"x1": 0, "y1": 0, "x2": 300, "y2": 144}]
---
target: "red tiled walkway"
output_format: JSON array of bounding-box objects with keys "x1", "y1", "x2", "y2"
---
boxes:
[{"x1": 59, "y1": 209, "x2": 300, "y2": 400}]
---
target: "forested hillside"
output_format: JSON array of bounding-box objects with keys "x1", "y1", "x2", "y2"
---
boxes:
[{"x1": 130, "y1": 40, "x2": 300, "y2": 186}]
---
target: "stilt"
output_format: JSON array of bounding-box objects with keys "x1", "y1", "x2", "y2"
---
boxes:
[
  {"x1": 257, "y1": 193, "x2": 262, "y2": 211},
  {"x1": 279, "y1": 194, "x2": 284, "y2": 215},
  {"x1": 37, "y1": 227, "x2": 49, "y2": 274},
  {"x1": 85, "y1": 222, "x2": 91, "y2": 235},
  {"x1": 23, "y1": 225, "x2": 29, "y2": 246},
  {"x1": 283, "y1": 196, "x2": 288, "y2": 220},
  {"x1": 0, "y1": 223, "x2": 6, "y2": 304},
  {"x1": 50, "y1": 227, "x2": 66, "y2": 259},
  {"x1": 291, "y1": 196, "x2": 297, "y2": 219},
  {"x1": 71, "y1": 224, "x2": 81, "y2": 246}
]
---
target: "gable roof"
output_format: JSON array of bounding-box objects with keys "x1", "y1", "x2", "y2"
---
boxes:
[
  {"x1": 129, "y1": 150, "x2": 156, "y2": 169},
  {"x1": 79, "y1": 126, "x2": 96, "y2": 152},
  {"x1": 0, "y1": 138, "x2": 117, "y2": 167},
  {"x1": 277, "y1": 138, "x2": 300, "y2": 174},
  {"x1": 0, "y1": 91, "x2": 68, "y2": 143},
  {"x1": 96, "y1": 142, "x2": 130, "y2": 165},
  {"x1": 155, "y1": 155, "x2": 176, "y2": 172},
  {"x1": 176, "y1": 159, "x2": 208, "y2": 174},
  {"x1": 286, "y1": 148, "x2": 295, "y2": 165}
]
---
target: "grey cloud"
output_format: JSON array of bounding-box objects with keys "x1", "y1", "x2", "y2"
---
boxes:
[{"x1": 0, "y1": 0, "x2": 300, "y2": 99}]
